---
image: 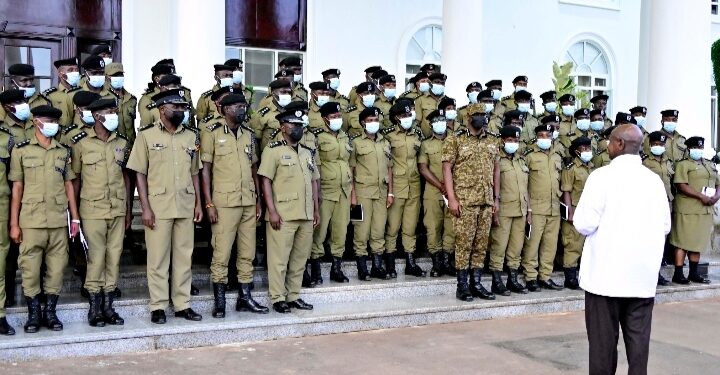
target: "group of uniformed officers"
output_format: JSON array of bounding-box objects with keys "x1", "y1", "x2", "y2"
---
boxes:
[{"x1": 0, "y1": 47, "x2": 716, "y2": 336}]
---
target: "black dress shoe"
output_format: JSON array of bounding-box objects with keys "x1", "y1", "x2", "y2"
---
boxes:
[
  {"x1": 539, "y1": 279, "x2": 564, "y2": 291},
  {"x1": 151, "y1": 309, "x2": 166, "y2": 324},
  {"x1": 657, "y1": 275, "x2": 671, "y2": 286},
  {"x1": 526, "y1": 280, "x2": 540, "y2": 292},
  {"x1": 288, "y1": 298, "x2": 313, "y2": 310},
  {"x1": 174, "y1": 308, "x2": 202, "y2": 321},
  {"x1": 0, "y1": 317, "x2": 15, "y2": 336},
  {"x1": 190, "y1": 284, "x2": 200, "y2": 296},
  {"x1": 688, "y1": 275, "x2": 711, "y2": 284},
  {"x1": 273, "y1": 301, "x2": 291, "y2": 313},
  {"x1": 672, "y1": 274, "x2": 690, "y2": 284}
]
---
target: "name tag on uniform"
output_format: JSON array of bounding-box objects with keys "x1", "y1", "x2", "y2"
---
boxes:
[
  {"x1": 152, "y1": 143, "x2": 165, "y2": 150},
  {"x1": 282, "y1": 155, "x2": 291, "y2": 159},
  {"x1": 218, "y1": 139, "x2": 227, "y2": 144}
]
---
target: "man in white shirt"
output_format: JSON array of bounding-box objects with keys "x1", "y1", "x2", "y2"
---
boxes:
[{"x1": 574, "y1": 124, "x2": 671, "y2": 375}]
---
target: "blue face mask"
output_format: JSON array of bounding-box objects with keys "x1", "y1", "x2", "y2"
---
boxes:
[
  {"x1": 431, "y1": 84, "x2": 445, "y2": 96},
  {"x1": 13, "y1": 103, "x2": 30, "y2": 121},
  {"x1": 88, "y1": 75, "x2": 105, "y2": 88},
  {"x1": 418, "y1": 82, "x2": 430, "y2": 93},
  {"x1": 20, "y1": 86, "x2": 36, "y2": 98},
  {"x1": 537, "y1": 138, "x2": 552, "y2": 150},
  {"x1": 634, "y1": 116, "x2": 647, "y2": 128},
  {"x1": 65, "y1": 72, "x2": 81, "y2": 87},
  {"x1": 504, "y1": 142, "x2": 519, "y2": 154},
  {"x1": 468, "y1": 91, "x2": 479, "y2": 104},
  {"x1": 650, "y1": 145, "x2": 666, "y2": 156},
  {"x1": 362, "y1": 94, "x2": 376, "y2": 107},
  {"x1": 580, "y1": 151, "x2": 593, "y2": 163},
  {"x1": 590, "y1": 120, "x2": 604, "y2": 131},
  {"x1": 576, "y1": 119, "x2": 590, "y2": 131},
  {"x1": 544, "y1": 102, "x2": 557, "y2": 113},
  {"x1": 663, "y1": 121, "x2": 677, "y2": 133},
  {"x1": 82, "y1": 110, "x2": 95, "y2": 124},
  {"x1": 689, "y1": 149, "x2": 703, "y2": 160}
]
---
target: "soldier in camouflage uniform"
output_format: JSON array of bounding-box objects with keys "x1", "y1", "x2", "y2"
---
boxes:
[
  {"x1": 415, "y1": 73, "x2": 447, "y2": 138},
  {"x1": 442, "y1": 103, "x2": 498, "y2": 302},
  {"x1": 643, "y1": 109, "x2": 686, "y2": 162}
]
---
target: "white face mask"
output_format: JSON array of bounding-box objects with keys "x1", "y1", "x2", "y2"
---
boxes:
[
  {"x1": 362, "y1": 94, "x2": 376, "y2": 107},
  {"x1": 491, "y1": 89, "x2": 502, "y2": 100},
  {"x1": 277, "y1": 94, "x2": 292, "y2": 107},
  {"x1": 219, "y1": 77, "x2": 233, "y2": 88},
  {"x1": 634, "y1": 116, "x2": 647, "y2": 128},
  {"x1": 329, "y1": 77, "x2": 340, "y2": 90},
  {"x1": 82, "y1": 110, "x2": 95, "y2": 124},
  {"x1": 182, "y1": 110, "x2": 190, "y2": 125},
  {"x1": 650, "y1": 145, "x2": 666, "y2": 156},
  {"x1": 590, "y1": 120, "x2": 604, "y2": 132},
  {"x1": 562, "y1": 105, "x2": 575, "y2": 116},
  {"x1": 663, "y1": 121, "x2": 677, "y2": 133},
  {"x1": 537, "y1": 138, "x2": 552, "y2": 150},
  {"x1": 232, "y1": 70, "x2": 244, "y2": 84},
  {"x1": 580, "y1": 151, "x2": 593, "y2": 163},
  {"x1": 483, "y1": 102, "x2": 495, "y2": 113},
  {"x1": 517, "y1": 103, "x2": 531, "y2": 113},
  {"x1": 328, "y1": 118, "x2": 343, "y2": 132},
  {"x1": 65, "y1": 71, "x2": 81, "y2": 87},
  {"x1": 87, "y1": 75, "x2": 105, "y2": 88},
  {"x1": 316, "y1": 95, "x2": 329, "y2": 107},
  {"x1": 13, "y1": 103, "x2": 30, "y2": 120},
  {"x1": 102, "y1": 113, "x2": 119, "y2": 132},
  {"x1": 576, "y1": 119, "x2": 591, "y2": 131},
  {"x1": 110, "y1": 76, "x2": 124, "y2": 90},
  {"x1": 40, "y1": 121, "x2": 59, "y2": 138},
  {"x1": 365, "y1": 121, "x2": 380, "y2": 134},
  {"x1": 468, "y1": 91, "x2": 479, "y2": 104},
  {"x1": 418, "y1": 82, "x2": 430, "y2": 93},
  {"x1": 514, "y1": 86, "x2": 527, "y2": 93},
  {"x1": 293, "y1": 74, "x2": 302, "y2": 83},
  {"x1": 102, "y1": 57, "x2": 113, "y2": 66},
  {"x1": 384, "y1": 88, "x2": 396, "y2": 99},
  {"x1": 431, "y1": 121, "x2": 447, "y2": 135},
  {"x1": 399, "y1": 116, "x2": 413, "y2": 130},
  {"x1": 445, "y1": 109, "x2": 457, "y2": 121},
  {"x1": 544, "y1": 102, "x2": 557, "y2": 113},
  {"x1": 431, "y1": 84, "x2": 445, "y2": 96}
]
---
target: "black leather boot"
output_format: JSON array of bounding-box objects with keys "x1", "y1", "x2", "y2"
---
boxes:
[
  {"x1": 356, "y1": 256, "x2": 371, "y2": 281},
  {"x1": 310, "y1": 258, "x2": 324, "y2": 285},
  {"x1": 672, "y1": 265, "x2": 689, "y2": 284},
  {"x1": 43, "y1": 294, "x2": 63, "y2": 331},
  {"x1": 190, "y1": 283, "x2": 200, "y2": 296},
  {"x1": 212, "y1": 283, "x2": 226, "y2": 318},
  {"x1": 0, "y1": 317, "x2": 14, "y2": 335},
  {"x1": 87, "y1": 293, "x2": 106, "y2": 327},
  {"x1": 442, "y1": 252, "x2": 457, "y2": 276},
  {"x1": 405, "y1": 253, "x2": 426, "y2": 277},
  {"x1": 330, "y1": 257, "x2": 349, "y2": 283},
  {"x1": 539, "y1": 278, "x2": 564, "y2": 291},
  {"x1": 236, "y1": 283, "x2": 269, "y2": 314},
  {"x1": 469, "y1": 269, "x2": 495, "y2": 300},
  {"x1": 429, "y1": 253, "x2": 442, "y2": 277},
  {"x1": 491, "y1": 271, "x2": 511, "y2": 296},
  {"x1": 506, "y1": 268, "x2": 528, "y2": 294},
  {"x1": 370, "y1": 254, "x2": 389, "y2": 279},
  {"x1": 564, "y1": 267, "x2": 580, "y2": 290},
  {"x1": 23, "y1": 295, "x2": 41, "y2": 333},
  {"x1": 384, "y1": 253, "x2": 397, "y2": 278},
  {"x1": 456, "y1": 269, "x2": 473, "y2": 302},
  {"x1": 102, "y1": 290, "x2": 124, "y2": 325},
  {"x1": 688, "y1": 261, "x2": 711, "y2": 284},
  {"x1": 302, "y1": 262, "x2": 315, "y2": 288}
]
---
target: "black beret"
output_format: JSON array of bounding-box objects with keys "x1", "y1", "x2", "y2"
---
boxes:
[
  {"x1": 8, "y1": 63, "x2": 34, "y2": 76},
  {"x1": 504, "y1": 110, "x2": 524, "y2": 121},
  {"x1": 86, "y1": 98, "x2": 118, "y2": 112},
  {"x1": 155, "y1": 58, "x2": 175, "y2": 66},
  {"x1": 648, "y1": 131, "x2": 667, "y2": 143},
  {"x1": 395, "y1": 98, "x2": 414, "y2": 107},
  {"x1": 90, "y1": 45, "x2": 112, "y2": 56},
  {"x1": 485, "y1": 79, "x2": 502, "y2": 88},
  {"x1": 322, "y1": 68, "x2": 340, "y2": 77},
  {"x1": 279, "y1": 56, "x2": 302, "y2": 67},
  {"x1": 686, "y1": 136, "x2": 704, "y2": 148},
  {"x1": 320, "y1": 102, "x2": 342, "y2": 117},
  {"x1": 224, "y1": 58, "x2": 243, "y2": 68},
  {"x1": 82, "y1": 55, "x2": 105, "y2": 70},
  {"x1": 379, "y1": 74, "x2": 396, "y2": 85},
  {"x1": 615, "y1": 112, "x2": 636, "y2": 125},
  {"x1": 151, "y1": 64, "x2": 174, "y2": 76},
  {"x1": 268, "y1": 79, "x2": 292, "y2": 90},
  {"x1": 30, "y1": 105, "x2": 62, "y2": 119},
  {"x1": 420, "y1": 63, "x2": 437, "y2": 72},
  {"x1": 477, "y1": 89, "x2": 493, "y2": 100},
  {"x1": 359, "y1": 107, "x2": 380, "y2": 122},
  {"x1": 210, "y1": 86, "x2": 232, "y2": 101},
  {"x1": 558, "y1": 94, "x2": 575, "y2": 103},
  {"x1": 438, "y1": 97, "x2": 456, "y2": 109},
  {"x1": 309, "y1": 81, "x2": 330, "y2": 91},
  {"x1": 355, "y1": 82, "x2": 376, "y2": 94},
  {"x1": 541, "y1": 115, "x2": 560, "y2": 124},
  {"x1": 602, "y1": 125, "x2": 617, "y2": 138},
  {"x1": 540, "y1": 91, "x2": 556, "y2": 101},
  {"x1": 275, "y1": 69, "x2": 293, "y2": 78},
  {"x1": 413, "y1": 71, "x2": 430, "y2": 81},
  {"x1": 500, "y1": 125, "x2": 521, "y2": 139},
  {"x1": 589, "y1": 109, "x2": 603, "y2": 118},
  {"x1": 661, "y1": 109, "x2": 679, "y2": 117},
  {"x1": 590, "y1": 94, "x2": 609, "y2": 103},
  {"x1": 219, "y1": 93, "x2": 247, "y2": 106},
  {"x1": 512, "y1": 75, "x2": 528, "y2": 84},
  {"x1": 73, "y1": 91, "x2": 102, "y2": 107},
  {"x1": 275, "y1": 109, "x2": 305, "y2": 124},
  {"x1": 514, "y1": 90, "x2": 532, "y2": 101},
  {"x1": 428, "y1": 73, "x2": 447, "y2": 81},
  {"x1": 364, "y1": 66, "x2": 382, "y2": 74},
  {"x1": 53, "y1": 57, "x2": 79, "y2": 69},
  {"x1": 285, "y1": 101, "x2": 308, "y2": 112},
  {"x1": 158, "y1": 74, "x2": 181, "y2": 86},
  {"x1": 535, "y1": 124, "x2": 553, "y2": 134},
  {"x1": 426, "y1": 109, "x2": 445, "y2": 121},
  {"x1": 629, "y1": 106, "x2": 647, "y2": 115},
  {"x1": 371, "y1": 69, "x2": 388, "y2": 80},
  {"x1": 0, "y1": 89, "x2": 26, "y2": 104},
  {"x1": 466, "y1": 82, "x2": 482, "y2": 92},
  {"x1": 574, "y1": 108, "x2": 590, "y2": 118},
  {"x1": 390, "y1": 102, "x2": 412, "y2": 118},
  {"x1": 213, "y1": 64, "x2": 234, "y2": 72},
  {"x1": 571, "y1": 136, "x2": 592, "y2": 148},
  {"x1": 151, "y1": 88, "x2": 188, "y2": 106}
]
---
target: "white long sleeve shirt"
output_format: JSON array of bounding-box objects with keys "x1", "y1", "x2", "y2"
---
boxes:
[{"x1": 573, "y1": 154, "x2": 671, "y2": 298}]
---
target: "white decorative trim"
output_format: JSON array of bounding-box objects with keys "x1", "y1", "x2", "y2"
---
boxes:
[
  {"x1": 559, "y1": 0, "x2": 620, "y2": 11},
  {"x1": 396, "y1": 17, "x2": 443, "y2": 82}
]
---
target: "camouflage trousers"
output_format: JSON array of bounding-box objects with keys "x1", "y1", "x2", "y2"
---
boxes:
[{"x1": 452, "y1": 204, "x2": 492, "y2": 270}]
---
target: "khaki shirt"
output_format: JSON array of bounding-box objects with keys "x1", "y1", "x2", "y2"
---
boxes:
[
  {"x1": 523, "y1": 144, "x2": 563, "y2": 216},
  {"x1": 374, "y1": 92, "x2": 394, "y2": 129},
  {"x1": 308, "y1": 100, "x2": 324, "y2": 130},
  {"x1": 496, "y1": 149, "x2": 529, "y2": 217},
  {"x1": 672, "y1": 159, "x2": 719, "y2": 215},
  {"x1": 643, "y1": 130, "x2": 686, "y2": 163},
  {"x1": 138, "y1": 85, "x2": 196, "y2": 127},
  {"x1": 59, "y1": 113, "x2": 93, "y2": 145},
  {"x1": 558, "y1": 121, "x2": 599, "y2": 157},
  {"x1": 414, "y1": 93, "x2": 444, "y2": 138},
  {"x1": 329, "y1": 91, "x2": 350, "y2": 112},
  {"x1": 45, "y1": 85, "x2": 82, "y2": 126},
  {"x1": 0, "y1": 90, "x2": 52, "y2": 120},
  {"x1": 349, "y1": 132, "x2": 392, "y2": 200},
  {"x1": 591, "y1": 150, "x2": 612, "y2": 168},
  {"x1": 2, "y1": 115, "x2": 35, "y2": 144},
  {"x1": 345, "y1": 99, "x2": 382, "y2": 137},
  {"x1": 8, "y1": 136, "x2": 75, "y2": 228},
  {"x1": 381, "y1": 125, "x2": 423, "y2": 200},
  {"x1": 495, "y1": 94, "x2": 517, "y2": 119},
  {"x1": 315, "y1": 127, "x2": 352, "y2": 201},
  {"x1": 70, "y1": 127, "x2": 129, "y2": 219},
  {"x1": 561, "y1": 156, "x2": 593, "y2": 207},
  {"x1": 200, "y1": 122, "x2": 258, "y2": 207},
  {"x1": 110, "y1": 88, "x2": 138, "y2": 147},
  {"x1": 126, "y1": 121, "x2": 201, "y2": 219},
  {"x1": 442, "y1": 129, "x2": 498, "y2": 207},
  {"x1": 418, "y1": 135, "x2": 446, "y2": 201},
  {"x1": 258, "y1": 140, "x2": 319, "y2": 221},
  {"x1": 398, "y1": 88, "x2": 420, "y2": 101},
  {"x1": 642, "y1": 153, "x2": 674, "y2": 204},
  {"x1": 0, "y1": 128, "x2": 13, "y2": 220},
  {"x1": 250, "y1": 101, "x2": 284, "y2": 150}
]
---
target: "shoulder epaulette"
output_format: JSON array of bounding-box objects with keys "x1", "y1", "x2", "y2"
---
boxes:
[
  {"x1": 296, "y1": 85, "x2": 308, "y2": 93},
  {"x1": 201, "y1": 115, "x2": 213, "y2": 123},
  {"x1": 146, "y1": 102, "x2": 156, "y2": 110},
  {"x1": 300, "y1": 143, "x2": 313, "y2": 151},
  {"x1": 487, "y1": 131, "x2": 499, "y2": 138},
  {"x1": 139, "y1": 124, "x2": 154, "y2": 132},
  {"x1": 202, "y1": 89, "x2": 213, "y2": 98},
  {"x1": 16, "y1": 140, "x2": 30, "y2": 148},
  {"x1": 380, "y1": 126, "x2": 395, "y2": 135},
  {"x1": 270, "y1": 128, "x2": 281, "y2": 139},
  {"x1": 640, "y1": 151, "x2": 649, "y2": 161},
  {"x1": 340, "y1": 94, "x2": 350, "y2": 102},
  {"x1": 309, "y1": 127, "x2": 324, "y2": 135},
  {"x1": 346, "y1": 105, "x2": 357, "y2": 113},
  {"x1": 458, "y1": 105, "x2": 467, "y2": 110},
  {"x1": 414, "y1": 128, "x2": 424, "y2": 139},
  {"x1": 71, "y1": 131, "x2": 88, "y2": 144},
  {"x1": 62, "y1": 124, "x2": 78, "y2": 134},
  {"x1": 523, "y1": 148, "x2": 533, "y2": 156},
  {"x1": 400, "y1": 90, "x2": 411, "y2": 97},
  {"x1": 144, "y1": 87, "x2": 154, "y2": 95},
  {"x1": 182, "y1": 124, "x2": 198, "y2": 133},
  {"x1": 269, "y1": 140, "x2": 286, "y2": 148},
  {"x1": 349, "y1": 134, "x2": 361, "y2": 142},
  {"x1": 501, "y1": 95, "x2": 512, "y2": 101},
  {"x1": 455, "y1": 128, "x2": 468, "y2": 136},
  {"x1": 529, "y1": 138, "x2": 537, "y2": 143},
  {"x1": 60, "y1": 143, "x2": 72, "y2": 149},
  {"x1": 67, "y1": 86, "x2": 81, "y2": 93},
  {"x1": 258, "y1": 107, "x2": 271, "y2": 116},
  {"x1": 208, "y1": 122, "x2": 222, "y2": 132},
  {"x1": 0, "y1": 126, "x2": 11, "y2": 135},
  {"x1": 564, "y1": 158, "x2": 575, "y2": 169},
  {"x1": 116, "y1": 132, "x2": 128, "y2": 141},
  {"x1": 241, "y1": 124, "x2": 254, "y2": 133},
  {"x1": 43, "y1": 87, "x2": 58, "y2": 95}
]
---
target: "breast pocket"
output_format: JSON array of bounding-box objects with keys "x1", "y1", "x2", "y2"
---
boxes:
[
  {"x1": 214, "y1": 144, "x2": 233, "y2": 158},
  {"x1": 81, "y1": 152, "x2": 103, "y2": 172},
  {"x1": 23, "y1": 158, "x2": 44, "y2": 184},
  {"x1": 149, "y1": 144, "x2": 166, "y2": 163},
  {"x1": 319, "y1": 139, "x2": 339, "y2": 160}
]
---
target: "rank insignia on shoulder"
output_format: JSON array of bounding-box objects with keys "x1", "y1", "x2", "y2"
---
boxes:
[
  {"x1": 202, "y1": 89, "x2": 213, "y2": 97},
  {"x1": 208, "y1": 122, "x2": 222, "y2": 132},
  {"x1": 139, "y1": 124, "x2": 154, "y2": 132},
  {"x1": 146, "y1": 102, "x2": 156, "y2": 109},
  {"x1": 16, "y1": 140, "x2": 30, "y2": 148},
  {"x1": 116, "y1": 133, "x2": 127, "y2": 141},
  {"x1": 270, "y1": 128, "x2": 281, "y2": 138},
  {"x1": 269, "y1": 140, "x2": 287, "y2": 148},
  {"x1": 201, "y1": 115, "x2": 213, "y2": 123},
  {"x1": 346, "y1": 105, "x2": 357, "y2": 113},
  {"x1": 523, "y1": 148, "x2": 533, "y2": 156},
  {"x1": 380, "y1": 126, "x2": 395, "y2": 135},
  {"x1": 640, "y1": 151, "x2": 649, "y2": 161},
  {"x1": 43, "y1": 87, "x2": 58, "y2": 95},
  {"x1": 62, "y1": 124, "x2": 78, "y2": 134},
  {"x1": 400, "y1": 90, "x2": 411, "y2": 97},
  {"x1": 340, "y1": 94, "x2": 350, "y2": 101},
  {"x1": 0, "y1": 126, "x2": 11, "y2": 135},
  {"x1": 258, "y1": 107, "x2": 271, "y2": 116},
  {"x1": 501, "y1": 95, "x2": 512, "y2": 101},
  {"x1": 68, "y1": 86, "x2": 81, "y2": 93},
  {"x1": 349, "y1": 134, "x2": 361, "y2": 142},
  {"x1": 71, "y1": 131, "x2": 88, "y2": 144},
  {"x1": 309, "y1": 127, "x2": 324, "y2": 135}
]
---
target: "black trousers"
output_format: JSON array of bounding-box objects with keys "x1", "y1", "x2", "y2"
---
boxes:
[{"x1": 585, "y1": 291, "x2": 654, "y2": 375}]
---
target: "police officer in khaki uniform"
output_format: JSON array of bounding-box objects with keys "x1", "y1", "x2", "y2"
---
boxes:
[
  {"x1": 80, "y1": 56, "x2": 115, "y2": 100},
  {"x1": 438, "y1": 97, "x2": 460, "y2": 132},
  {"x1": 375, "y1": 75, "x2": 397, "y2": 129},
  {"x1": 643, "y1": 109, "x2": 686, "y2": 162},
  {"x1": 415, "y1": 73, "x2": 447, "y2": 138},
  {"x1": 349, "y1": 107, "x2": 393, "y2": 281},
  {"x1": 9, "y1": 105, "x2": 80, "y2": 333},
  {"x1": 345, "y1": 82, "x2": 380, "y2": 137},
  {"x1": 142, "y1": 74, "x2": 195, "y2": 129},
  {"x1": 521, "y1": 124, "x2": 564, "y2": 291},
  {"x1": 382, "y1": 102, "x2": 425, "y2": 277},
  {"x1": 459, "y1": 89, "x2": 495, "y2": 129},
  {"x1": 442, "y1": 103, "x2": 498, "y2": 302},
  {"x1": 70, "y1": 99, "x2": 130, "y2": 327},
  {"x1": 127, "y1": 89, "x2": 203, "y2": 324},
  {"x1": 310, "y1": 102, "x2": 352, "y2": 283},
  {"x1": 105, "y1": 63, "x2": 138, "y2": 146},
  {"x1": 0, "y1": 125, "x2": 14, "y2": 335},
  {"x1": 45, "y1": 58, "x2": 82, "y2": 126},
  {"x1": 590, "y1": 94, "x2": 612, "y2": 130},
  {"x1": 560, "y1": 136, "x2": 594, "y2": 290},
  {"x1": 250, "y1": 79, "x2": 296, "y2": 150},
  {"x1": 559, "y1": 108, "x2": 598, "y2": 157},
  {"x1": 399, "y1": 71, "x2": 430, "y2": 101},
  {"x1": 490, "y1": 125, "x2": 530, "y2": 296},
  {"x1": 419, "y1": 109, "x2": 456, "y2": 277},
  {"x1": 535, "y1": 91, "x2": 558, "y2": 120},
  {"x1": 496, "y1": 76, "x2": 529, "y2": 119},
  {"x1": 200, "y1": 93, "x2": 268, "y2": 318},
  {"x1": 485, "y1": 79, "x2": 504, "y2": 115},
  {"x1": 196, "y1": 64, "x2": 254, "y2": 122},
  {"x1": 279, "y1": 56, "x2": 307, "y2": 102},
  {"x1": 557, "y1": 93, "x2": 577, "y2": 126},
  {"x1": 322, "y1": 68, "x2": 350, "y2": 112},
  {"x1": 629, "y1": 105, "x2": 650, "y2": 137},
  {"x1": 138, "y1": 61, "x2": 196, "y2": 128},
  {"x1": 592, "y1": 125, "x2": 616, "y2": 168},
  {"x1": 258, "y1": 108, "x2": 320, "y2": 313},
  {"x1": 348, "y1": 66, "x2": 383, "y2": 105},
  {"x1": 308, "y1": 82, "x2": 332, "y2": 130},
  {"x1": 0, "y1": 90, "x2": 35, "y2": 143},
  {"x1": 60, "y1": 91, "x2": 102, "y2": 144},
  {"x1": 456, "y1": 82, "x2": 482, "y2": 126},
  {"x1": 0, "y1": 64, "x2": 53, "y2": 120}
]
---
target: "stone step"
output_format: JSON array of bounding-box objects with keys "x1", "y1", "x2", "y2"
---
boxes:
[{"x1": 1, "y1": 272, "x2": 719, "y2": 363}]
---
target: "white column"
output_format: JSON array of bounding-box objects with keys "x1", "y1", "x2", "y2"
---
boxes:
[
  {"x1": 441, "y1": 0, "x2": 484, "y2": 102},
  {"x1": 645, "y1": 0, "x2": 710, "y2": 139}
]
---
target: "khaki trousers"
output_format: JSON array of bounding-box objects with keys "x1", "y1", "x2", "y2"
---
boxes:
[
  {"x1": 83, "y1": 217, "x2": 125, "y2": 293},
  {"x1": 312, "y1": 195, "x2": 350, "y2": 259},
  {"x1": 352, "y1": 197, "x2": 387, "y2": 257},
  {"x1": 489, "y1": 215, "x2": 526, "y2": 272},
  {"x1": 521, "y1": 214, "x2": 560, "y2": 281},
  {"x1": 423, "y1": 198, "x2": 455, "y2": 254},
  {"x1": 210, "y1": 206, "x2": 257, "y2": 284},
  {"x1": 266, "y1": 220, "x2": 312, "y2": 303},
  {"x1": 0, "y1": 223, "x2": 8, "y2": 317},
  {"x1": 145, "y1": 218, "x2": 194, "y2": 311},
  {"x1": 385, "y1": 196, "x2": 420, "y2": 253},
  {"x1": 18, "y1": 227, "x2": 68, "y2": 298}
]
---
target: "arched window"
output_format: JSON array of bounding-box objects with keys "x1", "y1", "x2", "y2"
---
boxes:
[
  {"x1": 405, "y1": 25, "x2": 442, "y2": 85},
  {"x1": 563, "y1": 40, "x2": 611, "y2": 110}
]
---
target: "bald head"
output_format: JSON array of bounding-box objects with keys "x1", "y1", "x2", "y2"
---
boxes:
[{"x1": 608, "y1": 124, "x2": 643, "y2": 159}]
